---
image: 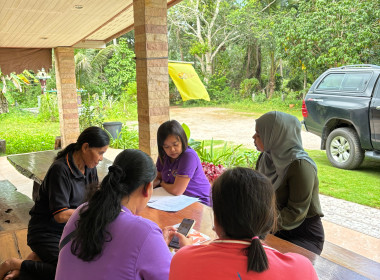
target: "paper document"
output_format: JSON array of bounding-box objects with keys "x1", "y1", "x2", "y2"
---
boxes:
[
  {"x1": 147, "y1": 195, "x2": 199, "y2": 212},
  {"x1": 149, "y1": 187, "x2": 174, "y2": 203}
]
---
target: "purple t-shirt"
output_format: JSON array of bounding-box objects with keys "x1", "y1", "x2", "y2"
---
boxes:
[
  {"x1": 56, "y1": 204, "x2": 172, "y2": 280},
  {"x1": 156, "y1": 147, "x2": 211, "y2": 206}
]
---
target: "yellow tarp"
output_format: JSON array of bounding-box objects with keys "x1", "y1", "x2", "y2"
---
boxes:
[{"x1": 168, "y1": 62, "x2": 210, "y2": 101}]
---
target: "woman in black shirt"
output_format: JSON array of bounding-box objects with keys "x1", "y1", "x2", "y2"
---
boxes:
[{"x1": 0, "y1": 126, "x2": 109, "y2": 280}]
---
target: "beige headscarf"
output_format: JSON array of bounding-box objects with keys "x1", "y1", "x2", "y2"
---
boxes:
[{"x1": 256, "y1": 111, "x2": 317, "y2": 190}]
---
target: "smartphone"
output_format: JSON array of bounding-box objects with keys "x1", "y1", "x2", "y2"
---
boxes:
[{"x1": 169, "y1": 218, "x2": 196, "y2": 249}]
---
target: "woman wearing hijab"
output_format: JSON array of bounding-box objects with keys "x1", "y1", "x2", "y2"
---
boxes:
[{"x1": 253, "y1": 111, "x2": 324, "y2": 255}]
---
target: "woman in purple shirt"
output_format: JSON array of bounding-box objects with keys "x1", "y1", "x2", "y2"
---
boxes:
[
  {"x1": 55, "y1": 149, "x2": 174, "y2": 280},
  {"x1": 155, "y1": 120, "x2": 211, "y2": 205}
]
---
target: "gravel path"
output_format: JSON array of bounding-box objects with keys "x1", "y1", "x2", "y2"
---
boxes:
[{"x1": 170, "y1": 107, "x2": 321, "y2": 150}]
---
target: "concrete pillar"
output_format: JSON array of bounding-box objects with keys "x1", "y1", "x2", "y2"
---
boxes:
[
  {"x1": 133, "y1": 0, "x2": 170, "y2": 159},
  {"x1": 54, "y1": 47, "x2": 80, "y2": 148}
]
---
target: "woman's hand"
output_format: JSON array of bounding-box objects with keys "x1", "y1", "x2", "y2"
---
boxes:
[
  {"x1": 162, "y1": 226, "x2": 194, "y2": 248},
  {"x1": 162, "y1": 226, "x2": 177, "y2": 245},
  {"x1": 174, "y1": 232, "x2": 193, "y2": 248}
]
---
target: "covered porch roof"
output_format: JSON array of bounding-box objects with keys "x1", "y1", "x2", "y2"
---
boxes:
[
  {"x1": 0, "y1": 0, "x2": 181, "y2": 49},
  {"x1": 0, "y1": 0, "x2": 183, "y2": 158}
]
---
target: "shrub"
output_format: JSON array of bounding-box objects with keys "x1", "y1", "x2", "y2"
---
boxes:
[
  {"x1": 286, "y1": 76, "x2": 303, "y2": 91},
  {"x1": 108, "y1": 125, "x2": 139, "y2": 149},
  {"x1": 275, "y1": 73, "x2": 283, "y2": 91},
  {"x1": 239, "y1": 78, "x2": 260, "y2": 98},
  {"x1": 79, "y1": 93, "x2": 105, "y2": 131},
  {"x1": 38, "y1": 93, "x2": 59, "y2": 122}
]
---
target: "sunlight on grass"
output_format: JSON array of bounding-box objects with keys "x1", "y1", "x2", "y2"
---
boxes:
[{"x1": 307, "y1": 150, "x2": 380, "y2": 209}]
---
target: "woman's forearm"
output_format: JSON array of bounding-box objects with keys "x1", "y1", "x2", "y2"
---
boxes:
[{"x1": 161, "y1": 176, "x2": 190, "y2": 196}]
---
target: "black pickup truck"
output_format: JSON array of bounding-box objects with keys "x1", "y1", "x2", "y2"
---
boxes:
[{"x1": 302, "y1": 64, "x2": 380, "y2": 169}]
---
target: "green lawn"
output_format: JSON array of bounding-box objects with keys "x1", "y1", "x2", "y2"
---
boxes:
[
  {"x1": 308, "y1": 150, "x2": 380, "y2": 209},
  {"x1": 221, "y1": 99, "x2": 304, "y2": 121},
  {"x1": 0, "y1": 109, "x2": 60, "y2": 155}
]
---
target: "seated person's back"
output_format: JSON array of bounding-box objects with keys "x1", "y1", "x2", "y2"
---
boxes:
[
  {"x1": 169, "y1": 167, "x2": 318, "y2": 280},
  {"x1": 56, "y1": 149, "x2": 173, "y2": 280}
]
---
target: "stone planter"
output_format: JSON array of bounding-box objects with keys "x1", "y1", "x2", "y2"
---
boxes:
[{"x1": 103, "y1": 122, "x2": 123, "y2": 140}]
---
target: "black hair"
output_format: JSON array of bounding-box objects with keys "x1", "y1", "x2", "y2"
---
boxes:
[
  {"x1": 157, "y1": 120, "x2": 188, "y2": 161},
  {"x1": 56, "y1": 126, "x2": 110, "y2": 160},
  {"x1": 212, "y1": 167, "x2": 277, "y2": 273},
  {"x1": 71, "y1": 149, "x2": 157, "y2": 261}
]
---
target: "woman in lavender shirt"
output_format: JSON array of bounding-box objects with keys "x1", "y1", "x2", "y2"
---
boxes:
[
  {"x1": 155, "y1": 120, "x2": 211, "y2": 206},
  {"x1": 55, "y1": 149, "x2": 174, "y2": 280}
]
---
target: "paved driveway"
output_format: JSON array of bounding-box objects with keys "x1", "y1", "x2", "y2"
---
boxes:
[{"x1": 170, "y1": 107, "x2": 321, "y2": 150}]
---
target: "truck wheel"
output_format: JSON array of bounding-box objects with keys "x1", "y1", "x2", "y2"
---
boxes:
[{"x1": 326, "y1": 128, "x2": 364, "y2": 170}]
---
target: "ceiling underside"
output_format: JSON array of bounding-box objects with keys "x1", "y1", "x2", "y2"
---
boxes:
[{"x1": 0, "y1": 0, "x2": 181, "y2": 49}]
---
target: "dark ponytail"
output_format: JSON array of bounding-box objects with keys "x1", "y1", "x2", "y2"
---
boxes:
[
  {"x1": 212, "y1": 167, "x2": 277, "y2": 273},
  {"x1": 56, "y1": 126, "x2": 110, "y2": 160},
  {"x1": 71, "y1": 149, "x2": 157, "y2": 261},
  {"x1": 246, "y1": 238, "x2": 270, "y2": 272}
]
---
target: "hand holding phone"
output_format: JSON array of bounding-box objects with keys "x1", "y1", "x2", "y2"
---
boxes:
[{"x1": 169, "y1": 218, "x2": 196, "y2": 249}]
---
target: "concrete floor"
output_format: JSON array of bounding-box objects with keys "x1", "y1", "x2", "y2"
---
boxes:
[{"x1": 1, "y1": 148, "x2": 379, "y2": 263}]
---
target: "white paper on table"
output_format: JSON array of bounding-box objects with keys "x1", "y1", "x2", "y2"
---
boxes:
[
  {"x1": 149, "y1": 187, "x2": 174, "y2": 203},
  {"x1": 147, "y1": 194, "x2": 199, "y2": 212}
]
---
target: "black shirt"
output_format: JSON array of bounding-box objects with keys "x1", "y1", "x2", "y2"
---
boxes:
[{"x1": 28, "y1": 151, "x2": 98, "y2": 243}]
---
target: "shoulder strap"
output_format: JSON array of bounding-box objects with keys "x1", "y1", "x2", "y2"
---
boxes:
[{"x1": 59, "y1": 230, "x2": 76, "y2": 252}]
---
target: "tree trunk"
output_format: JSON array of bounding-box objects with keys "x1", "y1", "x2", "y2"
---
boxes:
[
  {"x1": 0, "y1": 93, "x2": 9, "y2": 114},
  {"x1": 267, "y1": 52, "x2": 276, "y2": 99},
  {"x1": 176, "y1": 28, "x2": 184, "y2": 62},
  {"x1": 205, "y1": 52, "x2": 213, "y2": 77},
  {"x1": 255, "y1": 44, "x2": 262, "y2": 80},
  {"x1": 243, "y1": 41, "x2": 262, "y2": 81},
  {"x1": 245, "y1": 45, "x2": 252, "y2": 79}
]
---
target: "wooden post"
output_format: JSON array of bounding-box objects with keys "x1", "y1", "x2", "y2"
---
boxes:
[
  {"x1": 54, "y1": 47, "x2": 80, "y2": 148},
  {"x1": 133, "y1": 0, "x2": 170, "y2": 160}
]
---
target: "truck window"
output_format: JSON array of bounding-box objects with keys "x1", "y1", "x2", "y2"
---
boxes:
[
  {"x1": 317, "y1": 73, "x2": 344, "y2": 91},
  {"x1": 341, "y1": 72, "x2": 371, "y2": 92}
]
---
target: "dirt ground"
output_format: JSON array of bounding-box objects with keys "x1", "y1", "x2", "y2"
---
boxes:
[{"x1": 169, "y1": 106, "x2": 321, "y2": 150}]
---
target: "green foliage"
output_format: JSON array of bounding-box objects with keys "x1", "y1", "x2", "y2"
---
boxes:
[
  {"x1": 103, "y1": 38, "x2": 136, "y2": 97},
  {"x1": 276, "y1": 0, "x2": 380, "y2": 77},
  {"x1": 75, "y1": 44, "x2": 116, "y2": 91},
  {"x1": 181, "y1": 123, "x2": 191, "y2": 140},
  {"x1": 108, "y1": 125, "x2": 139, "y2": 149},
  {"x1": 286, "y1": 76, "x2": 303, "y2": 91},
  {"x1": 195, "y1": 139, "x2": 245, "y2": 167},
  {"x1": 38, "y1": 93, "x2": 59, "y2": 122},
  {"x1": 79, "y1": 94, "x2": 106, "y2": 131},
  {"x1": 239, "y1": 78, "x2": 260, "y2": 98},
  {"x1": 182, "y1": 122, "x2": 202, "y2": 151},
  {"x1": 189, "y1": 41, "x2": 210, "y2": 56},
  {"x1": 15, "y1": 84, "x2": 41, "y2": 108},
  {"x1": 104, "y1": 101, "x2": 137, "y2": 123},
  {"x1": 206, "y1": 73, "x2": 237, "y2": 103},
  {"x1": 252, "y1": 92, "x2": 267, "y2": 103},
  {"x1": 275, "y1": 73, "x2": 283, "y2": 91}
]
